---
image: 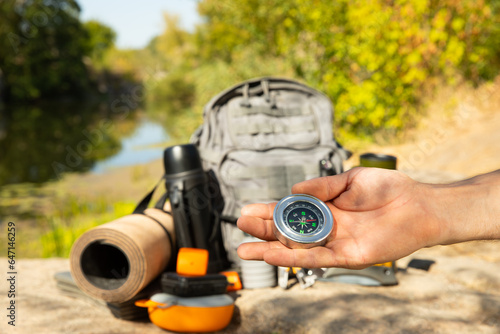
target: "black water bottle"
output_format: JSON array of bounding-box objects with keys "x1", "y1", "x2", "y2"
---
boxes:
[{"x1": 163, "y1": 144, "x2": 211, "y2": 251}]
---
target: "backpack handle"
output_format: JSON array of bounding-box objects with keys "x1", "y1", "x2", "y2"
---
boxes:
[
  {"x1": 239, "y1": 83, "x2": 251, "y2": 107},
  {"x1": 218, "y1": 77, "x2": 319, "y2": 111}
]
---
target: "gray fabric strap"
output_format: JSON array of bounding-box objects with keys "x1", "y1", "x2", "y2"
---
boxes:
[
  {"x1": 225, "y1": 164, "x2": 318, "y2": 180},
  {"x1": 234, "y1": 186, "x2": 292, "y2": 201},
  {"x1": 232, "y1": 105, "x2": 309, "y2": 117},
  {"x1": 268, "y1": 165, "x2": 305, "y2": 198},
  {"x1": 234, "y1": 184, "x2": 289, "y2": 201},
  {"x1": 234, "y1": 188, "x2": 272, "y2": 201},
  {"x1": 233, "y1": 122, "x2": 272, "y2": 135},
  {"x1": 233, "y1": 120, "x2": 315, "y2": 135},
  {"x1": 232, "y1": 165, "x2": 310, "y2": 201}
]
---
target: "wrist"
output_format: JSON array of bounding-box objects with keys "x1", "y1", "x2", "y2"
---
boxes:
[
  {"x1": 411, "y1": 182, "x2": 448, "y2": 248},
  {"x1": 421, "y1": 171, "x2": 500, "y2": 246}
]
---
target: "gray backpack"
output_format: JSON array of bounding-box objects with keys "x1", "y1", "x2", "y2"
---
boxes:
[{"x1": 190, "y1": 77, "x2": 350, "y2": 262}]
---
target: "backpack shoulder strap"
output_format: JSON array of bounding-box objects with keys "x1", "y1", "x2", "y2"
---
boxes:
[{"x1": 132, "y1": 175, "x2": 168, "y2": 214}]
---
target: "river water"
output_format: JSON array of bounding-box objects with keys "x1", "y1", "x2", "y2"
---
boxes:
[
  {"x1": 0, "y1": 101, "x2": 170, "y2": 185},
  {"x1": 90, "y1": 118, "x2": 169, "y2": 174}
]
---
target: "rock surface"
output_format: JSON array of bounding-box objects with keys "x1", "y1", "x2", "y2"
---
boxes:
[{"x1": 1, "y1": 247, "x2": 500, "y2": 334}]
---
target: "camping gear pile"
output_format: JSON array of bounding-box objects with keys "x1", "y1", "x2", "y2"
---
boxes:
[{"x1": 60, "y1": 77, "x2": 402, "y2": 332}]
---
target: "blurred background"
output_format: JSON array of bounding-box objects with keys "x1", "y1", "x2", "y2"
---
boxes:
[{"x1": 0, "y1": 0, "x2": 499, "y2": 258}]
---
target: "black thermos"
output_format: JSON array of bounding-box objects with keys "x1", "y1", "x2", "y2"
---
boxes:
[{"x1": 163, "y1": 144, "x2": 211, "y2": 251}]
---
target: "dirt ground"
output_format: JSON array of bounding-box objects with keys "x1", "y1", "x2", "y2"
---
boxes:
[
  {"x1": 1, "y1": 245, "x2": 500, "y2": 334},
  {"x1": 1, "y1": 82, "x2": 499, "y2": 334}
]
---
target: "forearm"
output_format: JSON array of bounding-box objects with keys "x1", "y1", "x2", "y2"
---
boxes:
[{"x1": 424, "y1": 170, "x2": 500, "y2": 246}]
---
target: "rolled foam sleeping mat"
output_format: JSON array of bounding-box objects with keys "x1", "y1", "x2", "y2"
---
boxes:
[{"x1": 70, "y1": 206, "x2": 175, "y2": 303}]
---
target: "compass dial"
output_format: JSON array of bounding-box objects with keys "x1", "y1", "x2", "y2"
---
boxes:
[
  {"x1": 273, "y1": 194, "x2": 334, "y2": 249},
  {"x1": 283, "y1": 201, "x2": 324, "y2": 236}
]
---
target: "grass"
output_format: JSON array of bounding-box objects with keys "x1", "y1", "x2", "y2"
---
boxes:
[
  {"x1": 0, "y1": 183, "x2": 137, "y2": 258},
  {"x1": 38, "y1": 199, "x2": 136, "y2": 257}
]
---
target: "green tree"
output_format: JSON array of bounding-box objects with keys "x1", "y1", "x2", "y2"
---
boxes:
[
  {"x1": 146, "y1": 14, "x2": 197, "y2": 113},
  {"x1": 0, "y1": 0, "x2": 90, "y2": 102},
  {"x1": 155, "y1": 13, "x2": 193, "y2": 65},
  {"x1": 83, "y1": 20, "x2": 116, "y2": 65}
]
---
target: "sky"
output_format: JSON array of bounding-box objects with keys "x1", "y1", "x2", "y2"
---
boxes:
[{"x1": 78, "y1": 0, "x2": 201, "y2": 49}]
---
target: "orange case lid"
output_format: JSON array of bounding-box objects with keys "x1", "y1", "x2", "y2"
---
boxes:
[{"x1": 176, "y1": 247, "x2": 209, "y2": 276}]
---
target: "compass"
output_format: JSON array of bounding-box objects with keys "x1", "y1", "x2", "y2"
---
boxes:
[{"x1": 273, "y1": 194, "x2": 334, "y2": 249}]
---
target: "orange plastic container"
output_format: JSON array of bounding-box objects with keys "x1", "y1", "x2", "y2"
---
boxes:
[
  {"x1": 176, "y1": 247, "x2": 209, "y2": 276},
  {"x1": 135, "y1": 293, "x2": 234, "y2": 332}
]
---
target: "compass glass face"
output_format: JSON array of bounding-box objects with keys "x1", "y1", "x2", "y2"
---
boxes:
[{"x1": 283, "y1": 201, "x2": 324, "y2": 235}]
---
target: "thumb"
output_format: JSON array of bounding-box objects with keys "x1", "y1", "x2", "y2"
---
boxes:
[{"x1": 292, "y1": 170, "x2": 354, "y2": 202}]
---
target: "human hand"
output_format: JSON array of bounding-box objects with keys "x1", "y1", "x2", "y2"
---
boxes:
[{"x1": 237, "y1": 167, "x2": 438, "y2": 269}]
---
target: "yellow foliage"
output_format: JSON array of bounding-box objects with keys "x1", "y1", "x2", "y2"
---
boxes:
[{"x1": 142, "y1": 0, "x2": 500, "y2": 140}]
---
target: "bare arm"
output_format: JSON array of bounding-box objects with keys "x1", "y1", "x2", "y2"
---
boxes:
[
  {"x1": 237, "y1": 168, "x2": 500, "y2": 269},
  {"x1": 425, "y1": 169, "x2": 500, "y2": 245}
]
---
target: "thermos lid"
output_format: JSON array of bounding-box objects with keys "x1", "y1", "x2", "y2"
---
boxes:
[
  {"x1": 163, "y1": 144, "x2": 203, "y2": 175},
  {"x1": 359, "y1": 153, "x2": 397, "y2": 170}
]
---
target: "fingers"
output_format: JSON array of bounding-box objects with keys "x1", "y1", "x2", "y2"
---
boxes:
[
  {"x1": 237, "y1": 203, "x2": 277, "y2": 241},
  {"x1": 291, "y1": 170, "x2": 355, "y2": 202},
  {"x1": 236, "y1": 240, "x2": 286, "y2": 261},
  {"x1": 263, "y1": 247, "x2": 339, "y2": 268},
  {"x1": 237, "y1": 241, "x2": 364, "y2": 269},
  {"x1": 240, "y1": 202, "x2": 276, "y2": 220},
  {"x1": 237, "y1": 215, "x2": 277, "y2": 241}
]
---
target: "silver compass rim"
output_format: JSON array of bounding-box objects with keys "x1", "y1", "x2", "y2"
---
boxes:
[{"x1": 273, "y1": 194, "x2": 334, "y2": 246}]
